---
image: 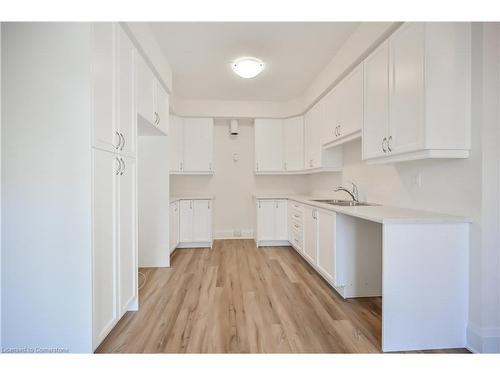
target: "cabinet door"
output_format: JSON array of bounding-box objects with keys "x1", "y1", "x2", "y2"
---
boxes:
[
  {"x1": 304, "y1": 110, "x2": 314, "y2": 169},
  {"x1": 156, "y1": 82, "x2": 169, "y2": 135},
  {"x1": 92, "y1": 149, "x2": 119, "y2": 346},
  {"x1": 254, "y1": 119, "x2": 284, "y2": 171},
  {"x1": 169, "y1": 202, "x2": 179, "y2": 250},
  {"x1": 309, "y1": 102, "x2": 324, "y2": 168},
  {"x1": 339, "y1": 65, "x2": 363, "y2": 138},
  {"x1": 363, "y1": 41, "x2": 390, "y2": 160},
  {"x1": 303, "y1": 206, "x2": 317, "y2": 263},
  {"x1": 118, "y1": 156, "x2": 137, "y2": 315},
  {"x1": 317, "y1": 210, "x2": 336, "y2": 282},
  {"x1": 322, "y1": 88, "x2": 340, "y2": 145},
  {"x1": 116, "y1": 26, "x2": 136, "y2": 157},
  {"x1": 92, "y1": 23, "x2": 117, "y2": 153},
  {"x1": 283, "y1": 116, "x2": 304, "y2": 171},
  {"x1": 193, "y1": 200, "x2": 212, "y2": 242},
  {"x1": 389, "y1": 23, "x2": 425, "y2": 155},
  {"x1": 275, "y1": 200, "x2": 288, "y2": 241},
  {"x1": 257, "y1": 200, "x2": 276, "y2": 241},
  {"x1": 169, "y1": 115, "x2": 184, "y2": 172},
  {"x1": 183, "y1": 118, "x2": 214, "y2": 172},
  {"x1": 136, "y1": 53, "x2": 155, "y2": 125},
  {"x1": 179, "y1": 200, "x2": 193, "y2": 242}
]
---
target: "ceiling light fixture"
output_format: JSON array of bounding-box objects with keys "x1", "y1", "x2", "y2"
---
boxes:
[{"x1": 231, "y1": 57, "x2": 264, "y2": 78}]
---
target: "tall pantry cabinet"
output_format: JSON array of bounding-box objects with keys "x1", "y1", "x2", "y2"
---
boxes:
[{"x1": 91, "y1": 23, "x2": 138, "y2": 350}]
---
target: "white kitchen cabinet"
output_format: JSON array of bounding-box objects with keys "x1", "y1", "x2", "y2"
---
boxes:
[
  {"x1": 283, "y1": 116, "x2": 304, "y2": 171},
  {"x1": 92, "y1": 150, "x2": 137, "y2": 347},
  {"x1": 363, "y1": 40, "x2": 390, "y2": 160},
  {"x1": 136, "y1": 54, "x2": 155, "y2": 126},
  {"x1": 317, "y1": 209, "x2": 336, "y2": 283},
  {"x1": 118, "y1": 156, "x2": 137, "y2": 316},
  {"x1": 323, "y1": 66, "x2": 363, "y2": 147},
  {"x1": 256, "y1": 200, "x2": 276, "y2": 242},
  {"x1": 255, "y1": 199, "x2": 288, "y2": 246},
  {"x1": 169, "y1": 201, "x2": 179, "y2": 252},
  {"x1": 155, "y1": 82, "x2": 169, "y2": 135},
  {"x1": 389, "y1": 22, "x2": 425, "y2": 155},
  {"x1": 92, "y1": 149, "x2": 119, "y2": 347},
  {"x1": 303, "y1": 205, "x2": 318, "y2": 264},
  {"x1": 92, "y1": 24, "x2": 137, "y2": 157},
  {"x1": 169, "y1": 115, "x2": 184, "y2": 172},
  {"x1": 178, "y1": 199, "x2": 213, "y2": 248},
  {"x1": 363, "y1": 22, "x2": 471, "y2": 163},
  {"x1": 116, "y1": 26, "x2": 137, "y2": 157},
  {"x1": 304, "y1": 102, "x2": 343, "y2": 171},
  {"x1": 136, "y1": 53, "x2": 169, "y2": 136},
  {"x1": 193, "y1": 200, "x2": 213, "y2": 242},
  {"x1": 254, "y1": 119, "x2": 284, "y2": 172},
  {"x1": 183, "y1": 118, "x2": 214, "y2": 173}
]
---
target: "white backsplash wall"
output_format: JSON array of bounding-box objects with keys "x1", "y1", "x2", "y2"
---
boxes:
[
  {"x1": 170, "y1": 119, "x2": 308, "y2": 239},
  {"x1": 308, "y1": 139, "x2": 479, "y2": 219}
]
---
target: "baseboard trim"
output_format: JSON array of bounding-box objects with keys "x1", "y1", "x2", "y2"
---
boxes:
[
  {"x1": 214, "y1": 229, "x2": 254, "y2": 240},
  {"x1": 177, "y1": 241, "x2": 212, "y2": 249},
  {"x1": 467, "y1": 322, "x2": 500, "y2": 353}
]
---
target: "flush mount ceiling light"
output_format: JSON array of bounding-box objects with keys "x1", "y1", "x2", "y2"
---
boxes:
[{"x1": 231, "y1": 57, "x2": 264, "y2": 78}]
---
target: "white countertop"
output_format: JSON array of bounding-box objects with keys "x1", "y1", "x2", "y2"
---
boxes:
[
  {"x1": 254, "y1": 195, "x2": 472, "y2": 224},
  {"x1": 170, "y1": 196, "x2": 214, "y2": 203}
]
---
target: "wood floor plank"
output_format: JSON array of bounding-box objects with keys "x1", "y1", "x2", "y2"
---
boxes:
[{"x1": 96, "y1": 239, "x2": 468, "y2": 354}]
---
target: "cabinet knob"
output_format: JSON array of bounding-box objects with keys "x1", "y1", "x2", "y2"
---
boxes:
[{"x1": 382, "y1": 137, "x2": 388, "y2": 153}]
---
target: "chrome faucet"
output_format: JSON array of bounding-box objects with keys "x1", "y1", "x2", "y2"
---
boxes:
[{"x1": 334, "y1": 182, "x2": 359, "y2": 202}]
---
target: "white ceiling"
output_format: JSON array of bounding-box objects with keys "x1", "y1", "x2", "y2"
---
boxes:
[{"x1": 147, "y1": 22, "x2": 359, "y2": 101}]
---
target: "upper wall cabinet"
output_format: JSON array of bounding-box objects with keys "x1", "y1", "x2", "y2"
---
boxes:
[
  {"x1": 255, "y1": 119, "x2": 284, "y2": 172},
  {"x1": 283, "y1": 116, "x2": 305, "y2": 171},
  {"x1": 137, "y1": 54, "x2": 169, "y2": 136},
  {"x1": 363, "y1": 23, "x2": 471, "y2": 164},
  {"x1": 169, "y1": 115, "x2": 214, "y2": 174},
  {"x1": 92, "y1": 24, "x2": 137, "y2": 158},
  {"x1": 304, "y1": 102, "x2": 343, "y2": 172},
  {"x1": 323, "y1": 65, "x2": 363, "y2": 148},
  {"x1": 254, "y1": 116, "x2": 306, "y2": 174}
]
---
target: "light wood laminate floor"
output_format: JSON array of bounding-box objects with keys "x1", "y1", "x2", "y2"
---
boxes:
[{"x1": 97, "y1": 239, "x2": 468, "y2": 353}]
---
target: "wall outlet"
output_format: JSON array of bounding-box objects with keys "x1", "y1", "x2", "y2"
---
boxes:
[{"x1": 233, "y1": 229, "x2": 242, "y2": 237}]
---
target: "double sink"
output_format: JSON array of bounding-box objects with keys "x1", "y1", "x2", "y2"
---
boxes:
[{"x1": 312, "y1": 199, "x2": 376, "y2": 207}]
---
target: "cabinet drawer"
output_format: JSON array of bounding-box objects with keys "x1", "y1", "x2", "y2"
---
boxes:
[{"x1": 290, "y1": 219, "x2": 303, "y2": 233}]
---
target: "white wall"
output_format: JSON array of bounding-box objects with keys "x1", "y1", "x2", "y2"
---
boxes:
[
  {"x1": 138, "y1": 136, "x2": 170, "y2": 267},
  {"x1": 1, "y1": 23, "x2": 93, "y2": 352},
  {"x1": 170, "y1": 119, "x2": 308, "y2": 238}
]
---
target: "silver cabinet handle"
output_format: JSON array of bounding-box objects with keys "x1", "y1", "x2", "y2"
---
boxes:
[
  {"x1": 382, "y1": 137, "x2": 388, "y2": 153},
  {"x1": 157, "y1": 113, "x2": 160, "y2": 125},
  {"x1": 209, "y1": 162, "x2": 212, "y2": 171},
  {"x1": 258, "y1": 201, "x2": 261, "y2": 208},
  {"x1": 115, "y1": 131, "x2": 121, "y2": 150},
  {"x1": 387, "y1": 136, "x2": 392, "y2": 152},
  {"x1": 338, "y1": 125, "x2": 341, "y2": 136},
  {"x1": 120, "y1": 133, "x2": 125, "y2": 151},
  {"x1": 115, "y1": 157, "x2": 121, "y2": 175},
  {"x1": 180, "y1": 161, "x2": 183, "y2": 171},
  {"x1": 190, "y1": 200, "x2": 193, "y2": 209},
  {"x1": 335, "y1": 126, "x2": 338, "y2": 137},
  {"x1": 256, "y1": 162, "x2": 259, "y2": 171},
  {"x1": 119, "y1": 158, "x2": 125, "y2": 175},
  {"x1": 208, "y1": 201, "x2": 210, "y2": 209}
]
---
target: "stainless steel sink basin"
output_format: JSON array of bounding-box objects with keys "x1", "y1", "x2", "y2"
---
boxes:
[{"x1": 312, "y1": 199, "x2": 375, "y2": 207}]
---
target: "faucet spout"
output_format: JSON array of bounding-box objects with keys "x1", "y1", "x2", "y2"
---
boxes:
[{"x1": 333, "y1": 183, "x2": 359, "y2": 202}]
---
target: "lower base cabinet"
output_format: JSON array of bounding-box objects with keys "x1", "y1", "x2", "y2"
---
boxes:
[
  {"x1": 92, "y1": 149, "x2": 137, "y2": 350},
  {"x1": 169, "y1": 201, "x2": 179, "y2": 252},
  {"x1": 255, "y1": 199, "x2": 288, "y2": 246},
  {"x1": 178, "y1": 199, "x2": 213, "y2": 248}
]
